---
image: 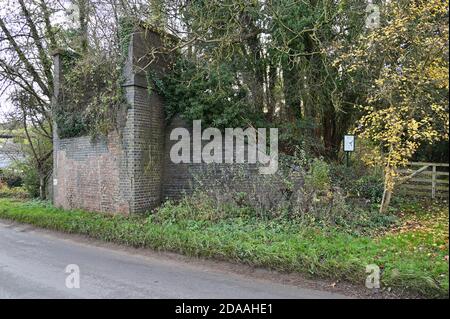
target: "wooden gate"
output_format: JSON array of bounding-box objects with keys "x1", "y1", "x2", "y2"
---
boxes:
[{"x1": 397, "y1": 162, "x2": 449, "y2": 199}]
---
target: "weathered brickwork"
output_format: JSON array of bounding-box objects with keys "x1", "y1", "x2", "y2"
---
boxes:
[
  {"x1": 162, "y1": 116, "x2": 261, "y2": 201},
  {"x1": 53, "y1": 27, "x2": 263, "y2": 214},
  {"x1": 53, "y1": 28, "x2": 165, "y2": 214},
  {"x1": 54, "y1": 133, "x2": 130, "y2": 213}
]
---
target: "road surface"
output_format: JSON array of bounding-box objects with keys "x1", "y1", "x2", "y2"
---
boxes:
[{"x1": 0, "y1": 220, "x2": 349, "y2": 299}]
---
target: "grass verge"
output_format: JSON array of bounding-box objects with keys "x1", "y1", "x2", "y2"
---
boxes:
[{"x1": 0, "y1": 198, "x2": 448, "y2": 298}]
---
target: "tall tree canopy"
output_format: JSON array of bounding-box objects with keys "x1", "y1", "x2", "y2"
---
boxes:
[{"x1": 338, "y1": 0, "x2": 449, "y2": 211}]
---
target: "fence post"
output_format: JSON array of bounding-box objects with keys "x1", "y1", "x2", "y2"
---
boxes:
[{"x1": 432, "y1": 164, "x2": 436, "y2": 199}]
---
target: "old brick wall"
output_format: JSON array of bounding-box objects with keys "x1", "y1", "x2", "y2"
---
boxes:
[
  {"x1": 121, "y1": 27, "x2": 170, "y2": 212},
  {"x1": 53, "y1": 27, "x2": 167, "y2": 214},
  {"x1": 53, "y1": 26, "x2": 270, "y2": 214},
  {"x1": 53, "y1": 132, "x2": 130, "y2": 213},
  {"x1": 162, "y1": 116, "x2": 261, "y2": 202}
]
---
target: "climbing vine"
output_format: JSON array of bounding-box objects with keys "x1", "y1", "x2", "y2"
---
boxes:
[
  {"x1": 55, "y1": 19, "x2": 135, "y2": 139},
  {"x1": 148, "y1": 58, "x2": 266, "y2": 130}
]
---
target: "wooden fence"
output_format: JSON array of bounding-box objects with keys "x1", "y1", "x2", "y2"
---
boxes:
[{"x1": 397, "y1": 162, "x2": 449, "y2": 199}]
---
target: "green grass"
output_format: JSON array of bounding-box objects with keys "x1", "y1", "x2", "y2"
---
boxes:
[
  {"x1": 0, "y1": 198, "x2": 448, "y2": 298},
  {"x1": 0, "y1": 186, "x2": 29, "y2": 199}
]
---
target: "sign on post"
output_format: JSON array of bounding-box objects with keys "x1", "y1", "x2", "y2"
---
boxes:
[
  {"x1": 343, "y1": 135, "x2": 355, "y2": 167},
  {"x1": 343, "y1": 135, "x2": 355, "y2": 152}
]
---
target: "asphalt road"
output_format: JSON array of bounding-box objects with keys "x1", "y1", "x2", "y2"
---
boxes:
[{"x1": 0, "y1": 220, "x2": 349, "y2": 299}]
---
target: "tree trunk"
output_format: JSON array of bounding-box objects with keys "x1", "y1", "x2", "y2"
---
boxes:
[
  {"x1": 282, "y1": 63, "x2": 302, "y2": 122},
  {"x1": 39, "y1": 172, "x2": 46, "y2": 200},
  {"x1": 78, "y1": 0, "x2": 89, "y2": 52},
  {"x1": 380, "y1": 188, "x2": 392, "y2": 214},
  {"x1": 248, "y1": 38, "x2": 265, "y2": 114},
  {"x1": 265, "y1": 64, "x2": 277, "y2": 121},
  {"x1": 322, "y1": 105, "x2": 339, "y2": 160},
  {"x1": 380, "y1": 168, "x2": 395, "y2": 213}
]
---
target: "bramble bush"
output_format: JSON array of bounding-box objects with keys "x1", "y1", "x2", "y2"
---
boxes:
[
  {"x1": 162, "y1": 158, "x2": 397, "y2": 235},
  {"x1": 0, "y1": 168, "x2": 23, "y2": 188},
  {"x1": 1, "y1": 160, "x2": 48, "y2": 198},
  {"x1": 305, "y1": 158, "x2": 331, "y2": 191},
  {"x1": 330, "y1": 162, "x2": 385, "y2": 205},
  {"x1": 353, "y1": 174, "x2": 385, "y2": 203}
]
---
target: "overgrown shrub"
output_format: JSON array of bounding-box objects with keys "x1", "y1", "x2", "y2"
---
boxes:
[
  {"x1": 5, "y1": 161, "x2": 43, "y2": 198},
  {"x1": 0, "y1": 168, "x2": 23, "y2": 188},
  {"x1": 330, "y1": 164, "x2": 360, "y2": 191},
  {"x1": 189, "y1": 163, "x2": 304, "y2": 219},
  {"x1": 160, "y1": 158, "x2": 397, "y2": 235},
  {"x1": 156, "y1": 58, "x2": 266, "y2": 129},
  {"x1": 0, "y1": 183, "x2": 28, "y2": 199},
  {"x1": 305, "y1": 158, "x2": 330, "y2": 191},
  {"x1": 56, "y1": 52, "x2": 125, "y2": 138},
  {"x1": 353, "y1": 174, "x2": 384, "y2": 203},
  {"x1": 330, "y1": 163, "x2": 384, "y2": 204},
  {"x1": 154, "y1": 192, "x2": 254, "y2": 223}
]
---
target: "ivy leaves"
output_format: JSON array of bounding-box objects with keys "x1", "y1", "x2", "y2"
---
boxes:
[{"x1": 55, "y1": 52, "x2": 124, "y2": 139}]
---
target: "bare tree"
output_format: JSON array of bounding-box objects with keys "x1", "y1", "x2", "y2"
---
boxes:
[{"x1": 0, "y1": 0, "x2": 59, "y2": 198}]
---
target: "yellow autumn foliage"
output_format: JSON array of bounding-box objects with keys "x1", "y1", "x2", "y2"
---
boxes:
[{"x1": 338, "y1": 0, "x2": 449, "y2": 195}]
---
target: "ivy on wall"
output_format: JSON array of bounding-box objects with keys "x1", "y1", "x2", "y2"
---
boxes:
[
  {"x1": 148, "y1": 58, "x2": 266, "y2": 130},
  {"x1": 55, "y1": 19, "x2": 135, "y2": 139}
]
